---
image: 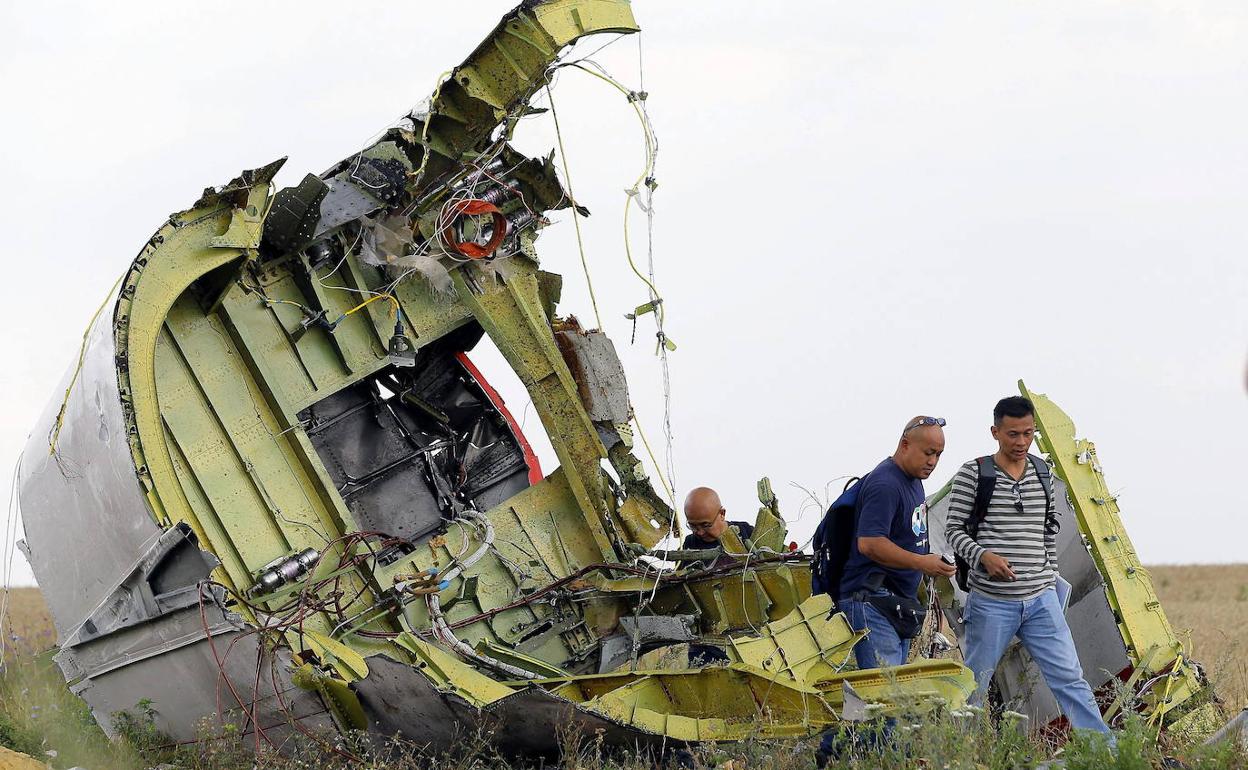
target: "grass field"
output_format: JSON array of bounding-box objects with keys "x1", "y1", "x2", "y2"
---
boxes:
[
  {"x1": 0, "y1": 587, "x2": 53, "y2": 663},
  {"x1": 1147, "y1": 564, "x2": 1248, "y2": 710},
  {"x1": 1, "y1": 565, "x2": 1245, "y2": 769}
]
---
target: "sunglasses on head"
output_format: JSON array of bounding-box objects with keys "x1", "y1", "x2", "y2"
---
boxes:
[{"x1": 903, "y1": 416, "x2": 947, "y2": 435}]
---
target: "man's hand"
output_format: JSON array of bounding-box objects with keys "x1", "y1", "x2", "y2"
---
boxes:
[
  {"x1": 917, "y1": 553, "x2": 957, "y2": 578},
  {"x1": 860, "y1": 537, "x2": 956, "y2": 578},
  {"x1": 980, "y1": 551, "x2": 1016, "y2": 581}
]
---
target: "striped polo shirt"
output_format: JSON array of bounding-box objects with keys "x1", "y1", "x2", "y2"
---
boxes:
[{"x1": 945, "y1": 457, "x2": 1057, "y2": 600}]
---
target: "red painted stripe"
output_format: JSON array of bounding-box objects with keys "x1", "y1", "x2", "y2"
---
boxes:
[{"x1": 454, "y1": 351, "x2": 543, "y2": 486}]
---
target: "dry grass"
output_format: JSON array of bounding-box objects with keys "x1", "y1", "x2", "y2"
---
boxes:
[
  {"x1": 2, "y1": 572, "x2": 1246, "y2": 768},
  {"x1": 1147, "y1": 564, "x2": 1248, "y2": 711},
  {"x1": 0, "y1": 588, "x2": 54, "y2": 661}
]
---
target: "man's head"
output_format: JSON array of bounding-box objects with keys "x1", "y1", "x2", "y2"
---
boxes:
[
  {"x1": 684, "y1": 486, "x2": 727, "y2": 544},
  {"x1": 991, "y1": 396, "x2": 1036, "y2": 461},
  {"x1": 894, "y1": 416, "x2": 946, "y2": 480}
]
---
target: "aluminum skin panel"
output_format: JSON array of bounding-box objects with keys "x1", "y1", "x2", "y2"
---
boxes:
[
  {"x1": 68, "y1": 611, "x2": 334, "y2": 745},
  {"x1": 18, "y1": 292, "x2": 162, "y2": 642}
]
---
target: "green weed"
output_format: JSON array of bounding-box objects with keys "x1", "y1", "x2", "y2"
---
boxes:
[
  {"x1": 3, "y1": 647, "x2": 1247, "y2": 769},
  {"x1": 0, "y1": 652, "x2": 147, "y2": 769}
]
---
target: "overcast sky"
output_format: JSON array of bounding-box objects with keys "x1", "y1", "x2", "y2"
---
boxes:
[{"x1": 1, "y1": 1, "x2": 1245, "y2": 585}]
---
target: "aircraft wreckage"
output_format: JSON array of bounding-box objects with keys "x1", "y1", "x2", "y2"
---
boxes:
[{"x1": 16, "y1": 0, "x2": 1229, "y2": 757}]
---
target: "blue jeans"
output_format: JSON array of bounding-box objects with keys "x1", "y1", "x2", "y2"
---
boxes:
[
  {"x1": 962, "y1": 587, "x2": 1110, "y2": 734},
  {"x1": 818, "y1": 591, "x2": 911, "y2": 760},
  {"x1": 841, "y1": 589, "x2": 912, "y2": 669}
]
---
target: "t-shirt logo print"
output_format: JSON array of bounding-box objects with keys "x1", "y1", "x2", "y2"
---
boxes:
[{"x1": 911, "y1": 502, "x2": 928, "y2": 536}]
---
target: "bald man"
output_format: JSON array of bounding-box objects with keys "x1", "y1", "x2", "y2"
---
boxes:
[
  {"x1": 681, "y1": 487, "x2": 754, "y2": 551},
  {"x1": 816, "y1": 417, "x2": 957, "y2": 766},
  {"x1": 837, "y1": 416, "x2": 956, "y2": 669}
]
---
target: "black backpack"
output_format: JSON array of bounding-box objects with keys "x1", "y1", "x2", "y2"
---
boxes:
[
  {"x1": 811, "y1": 475, "x2": 866, "y2": 601},
  {"x1": 953, "y1": 454, "x2": 1057, "y2": 591}
]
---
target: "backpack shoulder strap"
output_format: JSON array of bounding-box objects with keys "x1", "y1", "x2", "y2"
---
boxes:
[
  {"x1": 840, "y1": 473, "x2": 867, "y2": 530},
  {"x1": 1028, "y1": 453, "x2": 1059, "y2": 532},
  {"x1": 811, "y1": 472, "x2": 869, "y2": 598},
  {"x1": 1027, "y1": 454, "x2": 1052, "y2": 506},
  {"x1": 970, "y1": 456, "x2": 996, "y2": 534}
]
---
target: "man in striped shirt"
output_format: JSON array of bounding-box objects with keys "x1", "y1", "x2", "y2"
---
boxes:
[{"x1": 945, "y1": 396, "x2": 1110, "y2": 735}]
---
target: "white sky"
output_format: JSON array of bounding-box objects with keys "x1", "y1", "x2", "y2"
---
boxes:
[{"x1": 1, "y1": 1, "x2": 1245, "y2": 586}]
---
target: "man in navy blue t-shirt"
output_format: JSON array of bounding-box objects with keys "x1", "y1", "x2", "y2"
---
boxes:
[{"x1": 839, "y1": 416, "x2": 955, "y2": 669}]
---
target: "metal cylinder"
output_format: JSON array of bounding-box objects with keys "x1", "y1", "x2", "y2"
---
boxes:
[
  {"x1": 249, "y1": 548, "x2": 320, "y2": 597},
  {"x1": 478, "y1": 183, "x2": 518, "y2": 206}
]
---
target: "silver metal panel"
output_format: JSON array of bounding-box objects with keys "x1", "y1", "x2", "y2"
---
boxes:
[
  {"x1": 314, "y1": 177, "x2": 385, "y2": 236},
  {"x1": 68, "y1": 605, "x2": 333, "y2": 746},
  {"x1": 554, "y1": 329, "x2": 631, "y2": 424},
  {"x1": 926, "y1": 488, "x2": 957, "y2": 575},
  {"x1": 1206, "y1": 708, "x2": 1248, "y2": 749},
  {"x1": 56, "y1": 600, "x2": 231, "y2": 684},
  {"x1": 1061, "y1": 580, "x2": 1128, "y2": 690},
  {"x1": 17, "y1": 293, "x2": 163, "y2": 642},
  {"x1": 993, "y1": 643, "x2": 1058, "y2": 723}
]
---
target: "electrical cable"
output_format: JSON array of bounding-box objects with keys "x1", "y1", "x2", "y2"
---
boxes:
[
  {"x1": 632, "y1": 415, "x2": 674, "y2": 503},
  {"x1": 265, "y1": 653, "x2": 359, "y2": 761},
  {"x1": 563, "y1": 41, "x2": 681, "y2": 605},
  {"x1": 0, "y1": 454, "x2": 23, "y2": 669},
  {"x1": 423, "y1": 509, "x2": 540, "y2": 678},
  {"x1": 439, "y1": 199, "x2": 508, "y2": 259},
  {"x1": 545, "y1": 84, "x2": 603, "y2": 330},
  {"x1": 197, "y1": 585, "x2": 277, "y2": 751},
  {"x1": 403, "y1": 70, "x2": 454, "y2": 213},
  {"x1": 558, "y1": 61, "x2": 662, "y2": 315},
  {"x1": 335, "y1": 293, "x2": 399, "y2": 323},
  {"x1": 446, "y1": 552, "x2": 804, "y2": 631},
  {"x1": 48, "y1": 275, "x2": 125, "y2": 457},
  {"x1": 192, "y1": 530, "x2": 402, "y2": 747}
]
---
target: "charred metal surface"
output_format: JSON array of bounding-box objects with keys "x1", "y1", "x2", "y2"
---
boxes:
[{"x1": 299, "y1": 345, "x2": 533, "y2": 541}]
